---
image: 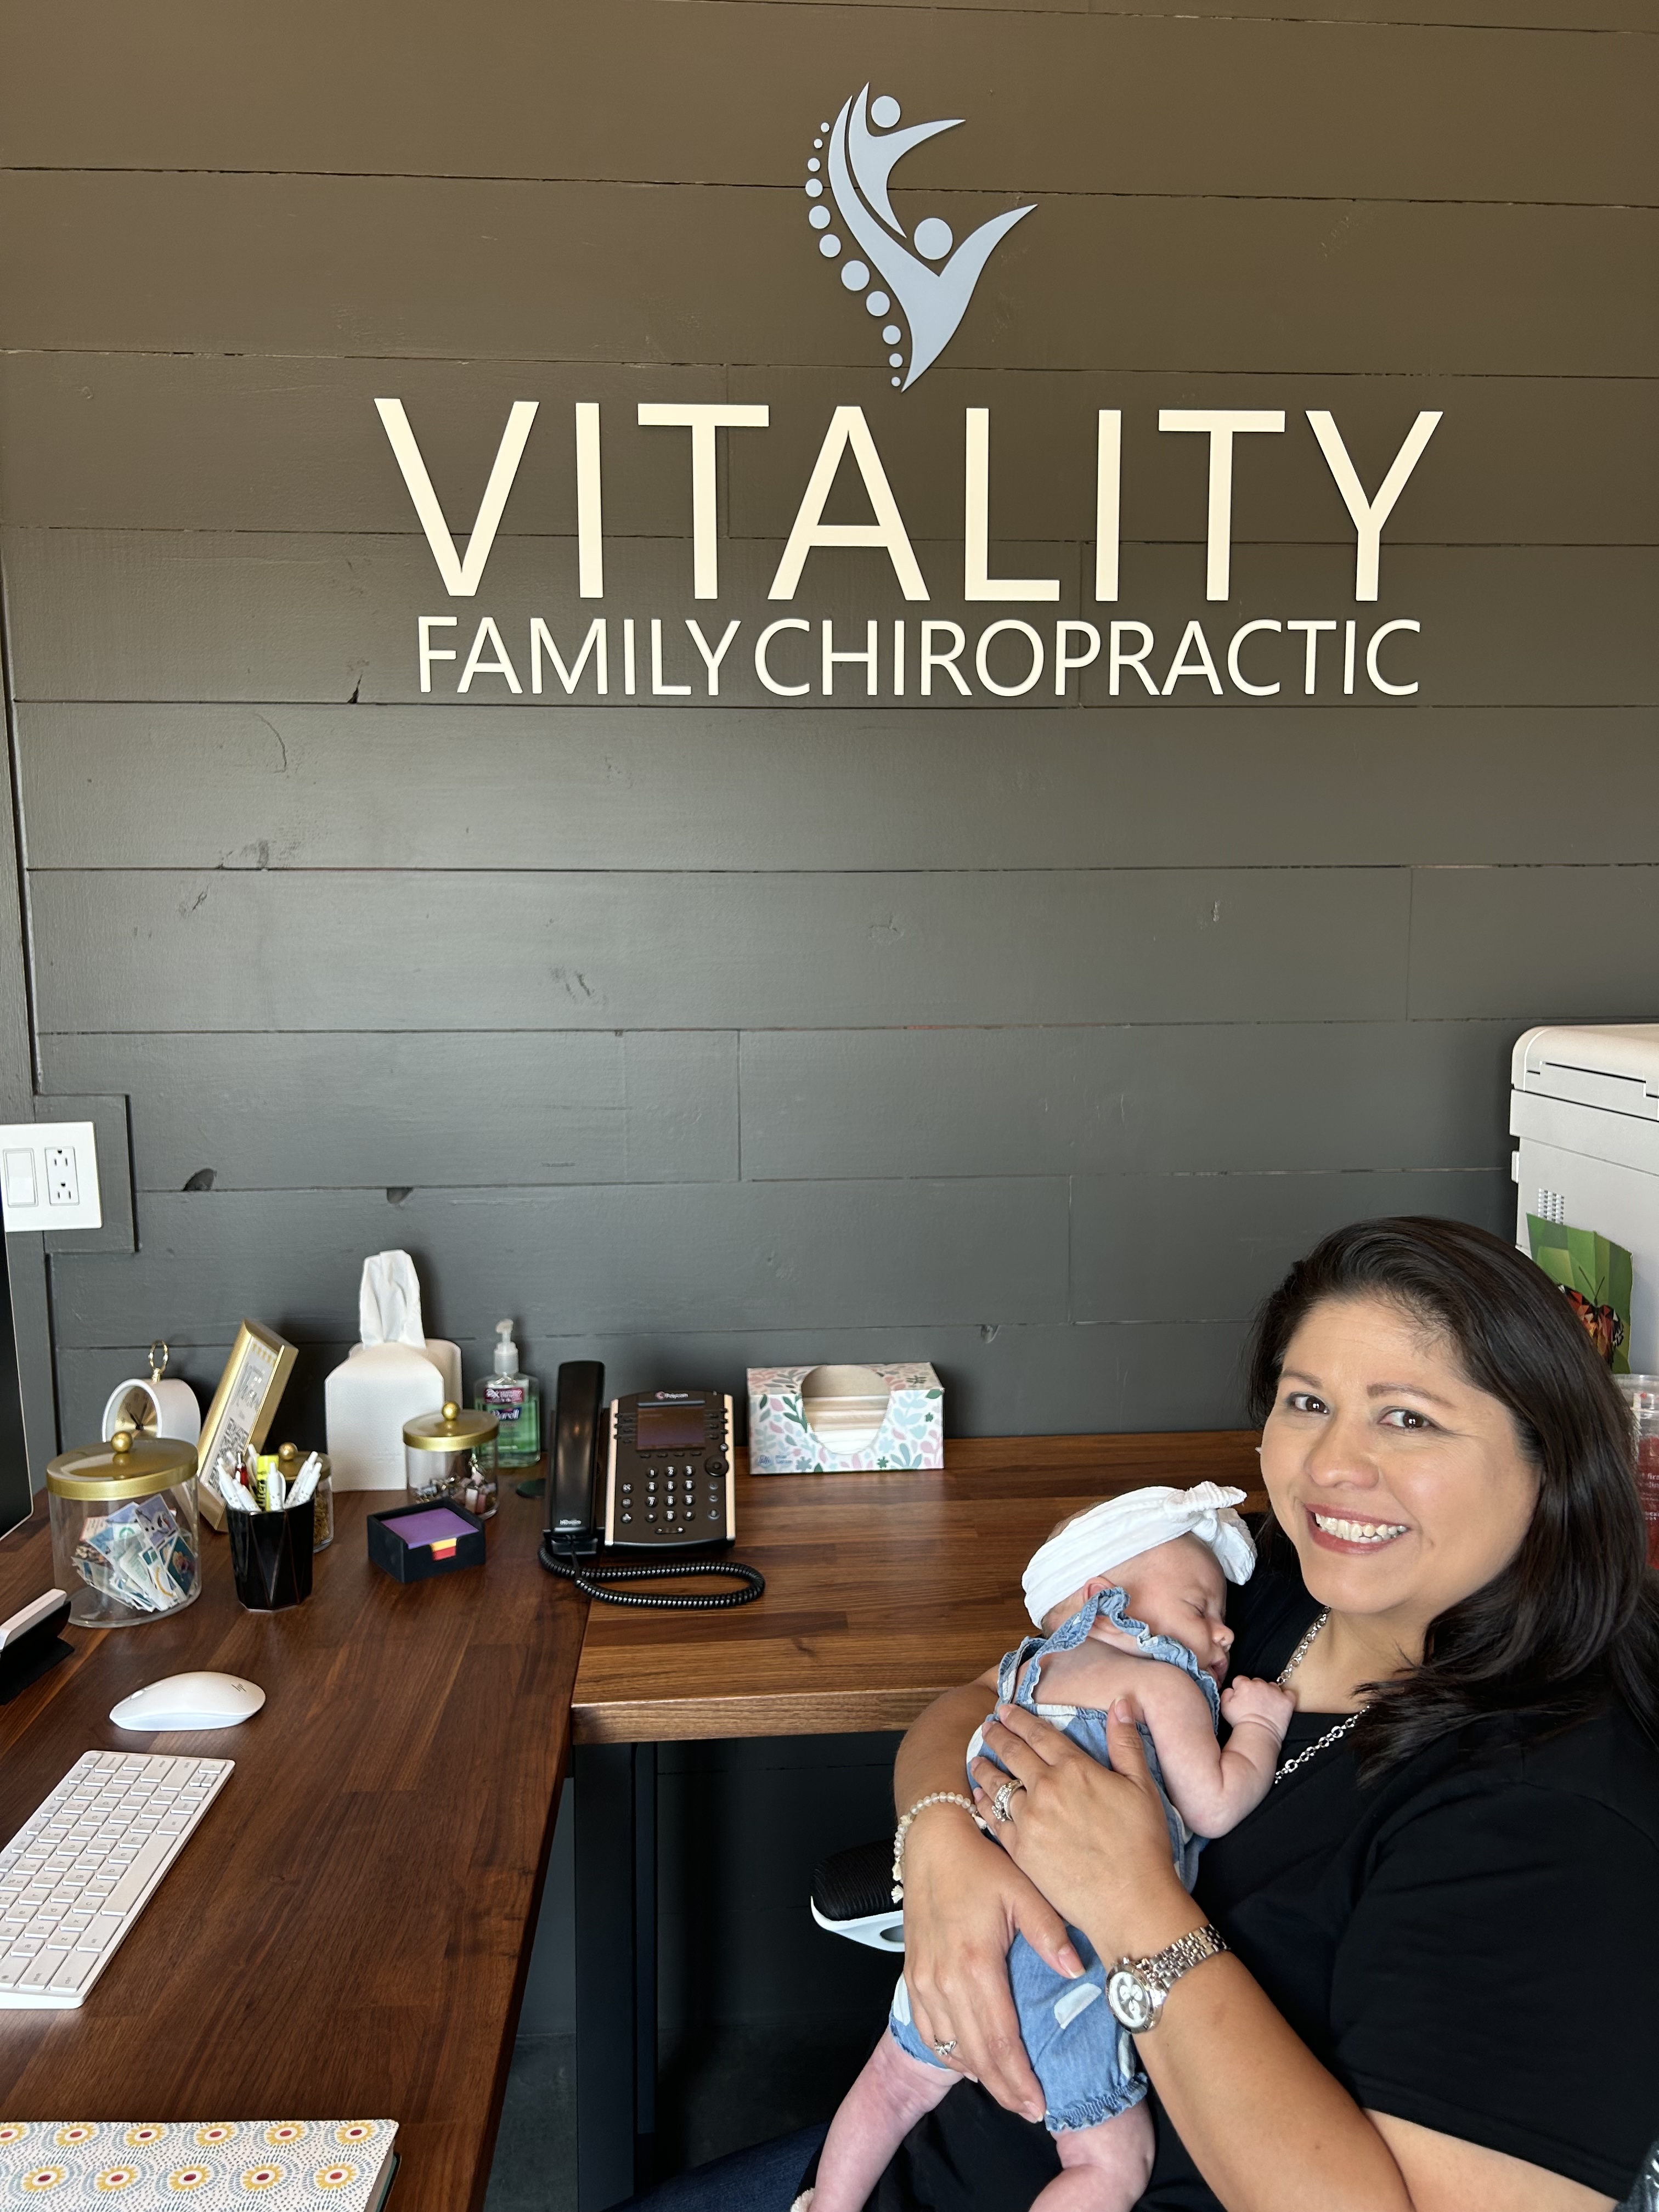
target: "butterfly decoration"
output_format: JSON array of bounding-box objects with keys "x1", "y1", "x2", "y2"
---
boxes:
[{"x1": 1560, "y1": 1285, "x2": 1626, "y2": 1365}]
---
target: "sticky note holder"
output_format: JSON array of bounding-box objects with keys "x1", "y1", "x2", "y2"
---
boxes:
[{"x1": 366, "y1": 1499, "x2": 487, "y2": 1583}]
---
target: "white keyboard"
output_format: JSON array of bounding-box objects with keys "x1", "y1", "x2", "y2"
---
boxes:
[{"x1": 0, "y1": 1750, "x2": 232, "y2": 2008}]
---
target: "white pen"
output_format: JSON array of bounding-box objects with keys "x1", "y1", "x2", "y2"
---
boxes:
[{"x1": 286, "y1": 1453, "x2": 323, "y2": 1510}]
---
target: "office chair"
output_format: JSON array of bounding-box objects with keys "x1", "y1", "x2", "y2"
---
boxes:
[{"x1": 810, "y1": 1838, "x2": 904, "y2": 1951}]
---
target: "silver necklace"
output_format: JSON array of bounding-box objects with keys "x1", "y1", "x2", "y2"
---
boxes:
[{"x1": 1273, "y1": 1609, "x2": 1361, "y2": 1784}]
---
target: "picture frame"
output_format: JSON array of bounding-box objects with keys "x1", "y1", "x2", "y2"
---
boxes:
[{"x1": 195, "y1": 1320, "x2": 298, "y2": 1531}]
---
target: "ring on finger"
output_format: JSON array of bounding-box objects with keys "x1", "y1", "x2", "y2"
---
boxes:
[
  {"x1": 992, "y1": 1780, "x2": 1023, "y2": 1825},
  {"x1": 933, "y1": 2038, "x2": 958, "y2": 2060}
]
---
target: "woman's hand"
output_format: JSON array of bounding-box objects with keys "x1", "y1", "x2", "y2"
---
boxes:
[
  {"x1": 900, "y1": 1803, "x2": 1085, "y2": 2123},
  {"x1": 969, "y1": 1699, "x2": 1198, "y2": 1962}
]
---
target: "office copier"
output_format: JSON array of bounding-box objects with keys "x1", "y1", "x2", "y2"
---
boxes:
[{"x1": 1511, "y1": 1025, "x2": 1659, "y2": 1373}]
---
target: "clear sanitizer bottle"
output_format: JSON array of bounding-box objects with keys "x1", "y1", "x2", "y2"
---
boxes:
[{"x1": 477, "y1": 1318, "x2": 541, "y2": 1469}]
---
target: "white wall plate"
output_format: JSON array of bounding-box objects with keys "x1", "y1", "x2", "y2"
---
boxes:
[{"x1": 0, "y1": 1121, "x2": 103, "y2": 1232}]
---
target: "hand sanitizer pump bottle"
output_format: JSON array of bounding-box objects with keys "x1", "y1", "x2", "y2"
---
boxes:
[{"x1": 478, "y1": 1319, "x2": 541, "y2": 1469}]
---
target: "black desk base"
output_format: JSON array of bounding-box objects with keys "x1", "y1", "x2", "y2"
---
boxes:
[{"x1": 575, "y1": 1742, "x2": 657, "y2": 2212}]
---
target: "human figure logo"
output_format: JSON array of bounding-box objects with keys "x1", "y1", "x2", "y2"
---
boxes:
[{"x1": 803, "y1": 86, "x2": 1035, "y2": 390}]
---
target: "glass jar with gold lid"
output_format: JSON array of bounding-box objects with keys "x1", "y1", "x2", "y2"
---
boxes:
[
  {"x1": 256, "y1": 1441, "x2": 334, "y2": 1552},
  {"x1": 403, "y1": 1401, "x2": 499, "y2": 1517},
  {"x1": 47, "y1": 1429, "x2": 201, "y2": 1627}
]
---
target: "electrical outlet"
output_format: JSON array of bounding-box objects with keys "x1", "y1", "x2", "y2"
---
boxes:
[{"x1": 0, "y1": 1121, "x2": 102, "y2": 1232}]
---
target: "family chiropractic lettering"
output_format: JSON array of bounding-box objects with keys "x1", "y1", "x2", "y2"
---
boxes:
[{"x1": 378, "y1": 399, "x2": 1441, "y2": 703}]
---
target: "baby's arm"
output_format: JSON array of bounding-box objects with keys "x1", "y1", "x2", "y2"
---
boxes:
[{"x1": 1035, "y1": 1645, "x2": 1292, "y2": 1838}]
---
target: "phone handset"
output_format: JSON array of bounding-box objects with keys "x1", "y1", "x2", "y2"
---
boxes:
[
  {"x1": 548, "y1": 1359, "x2": 604, "y2": 1559},
  {"x1": 538, "y1": 1363, "x2": 764, "y2": 1611}
]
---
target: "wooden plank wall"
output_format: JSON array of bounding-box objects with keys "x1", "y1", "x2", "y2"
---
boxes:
[{"x1": 1, "y1": 0, "x2": 1654, "y2": 1454}]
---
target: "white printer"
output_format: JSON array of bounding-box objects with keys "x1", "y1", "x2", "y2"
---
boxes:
[{"x1": 1511, "y1": 1025, "x2": 1659, "y2": 1372}]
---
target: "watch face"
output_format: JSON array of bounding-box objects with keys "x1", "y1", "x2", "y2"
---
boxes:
[{"x1": 1106, "y1": 1967, "x2": 1158, "y2": 2034}]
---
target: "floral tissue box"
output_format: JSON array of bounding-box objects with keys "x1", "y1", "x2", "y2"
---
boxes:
[{"x1": 747, "y1": 1363, "x2": 944, "y2": 1473}]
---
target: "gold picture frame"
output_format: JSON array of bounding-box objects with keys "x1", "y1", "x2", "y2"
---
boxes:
[{"x1": 195, "y1": 1320, "x2": 298, "y2": 1531}]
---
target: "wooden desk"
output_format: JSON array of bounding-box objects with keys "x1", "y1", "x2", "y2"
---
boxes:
[
  {"x1": 573, "y1": 1433, "x2": 1263, "y2": 1743},
  {"x1": 0, "y1": 1485, "x2": 585, "y2": 2212},
  {"x1": 568, "y1": 1434, "x2": 1262, "y2": 2208},
  {"x1": 0, "y1": 1435, "x2": 1262, "y2": 2212}
]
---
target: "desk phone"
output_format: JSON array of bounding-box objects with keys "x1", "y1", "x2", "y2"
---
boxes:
[
  {"x1": 539, "y1": 1362, "x2": 761, "y2": 1610},
  {"x1": 605, "y1": 1390, "x2": 734, "y2": 1549}
]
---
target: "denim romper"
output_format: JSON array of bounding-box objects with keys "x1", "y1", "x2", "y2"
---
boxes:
[{"x1": 888, "y1": 1585, "x2": 1222, "y2": 2134}]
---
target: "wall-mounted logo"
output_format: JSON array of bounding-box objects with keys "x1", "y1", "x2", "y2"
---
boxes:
[{"x1": 804, "y1": 86, "x2": 1034, "y2": 390}]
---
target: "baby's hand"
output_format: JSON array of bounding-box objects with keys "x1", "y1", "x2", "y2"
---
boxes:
[{"x1": 1220, "y1": 1675, "x2": 1295, "y2": 1739}]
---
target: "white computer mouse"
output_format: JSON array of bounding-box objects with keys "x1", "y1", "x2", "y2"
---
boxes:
[{"x1": 109, "y1": 1672, "x2": 266, "y2": 1731}]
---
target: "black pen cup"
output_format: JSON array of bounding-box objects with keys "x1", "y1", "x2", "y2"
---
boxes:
[{"x1": 227, "y1": 1502, "x2": 316, "y2": 1611}]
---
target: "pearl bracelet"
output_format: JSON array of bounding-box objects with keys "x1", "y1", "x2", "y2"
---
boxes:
[{"x1": 891, "y1": 1791, "x2": 992, "y2": 1903}]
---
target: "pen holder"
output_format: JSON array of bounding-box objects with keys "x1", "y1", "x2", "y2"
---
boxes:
[{"x1": 227, "y1": 1501, "x2": 315, "y2": 1612}]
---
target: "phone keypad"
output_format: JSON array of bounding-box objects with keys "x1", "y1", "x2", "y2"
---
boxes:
[{"x1": 611, "y1": 1398, "x2": 732, "y2": 1550}]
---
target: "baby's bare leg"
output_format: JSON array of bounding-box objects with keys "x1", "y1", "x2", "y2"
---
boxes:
[
  {"x1": 809, "y1": 2035, "x2": 957, "y2": 2212},
  {"x1": 1028, "y1": 2099, "x2": 1155, "y2": 2212}
]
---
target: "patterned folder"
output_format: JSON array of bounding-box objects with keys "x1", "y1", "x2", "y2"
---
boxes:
[{"x1": 0, "y1": 2119, "x2": 397, "y2": 2207}]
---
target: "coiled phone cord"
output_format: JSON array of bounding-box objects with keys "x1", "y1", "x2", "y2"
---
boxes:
[{"x1": 538, "y1": 1539, "x2": 766, "y2": 1610}]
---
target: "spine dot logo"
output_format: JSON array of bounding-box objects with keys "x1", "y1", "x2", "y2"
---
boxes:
[{"x1": 804, "y1": 86, "x2": 1035, "y2": 389}]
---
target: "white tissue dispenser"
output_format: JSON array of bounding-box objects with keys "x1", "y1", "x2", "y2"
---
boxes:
[
  {"x1": 325, "y1": 1250, "x2": 463, "y2": 1491},
  {"x1": 747, "y1": 1363, "x2": 944, "y2": 1474}
]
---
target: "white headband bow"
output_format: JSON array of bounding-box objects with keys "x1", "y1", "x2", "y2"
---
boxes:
[{"x1": 1021, "y1": 1482, "x2": 1256, "y2": 1628}]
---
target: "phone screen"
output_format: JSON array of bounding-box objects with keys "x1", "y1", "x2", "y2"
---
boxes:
[{"x1": 636, "y1": 1402, "x2": 705, "y2": 1452}]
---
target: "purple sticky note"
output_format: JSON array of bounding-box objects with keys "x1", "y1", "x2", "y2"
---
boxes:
[{"x1": 391, "y1": 1506, "x2": 477, "y2": 1549}]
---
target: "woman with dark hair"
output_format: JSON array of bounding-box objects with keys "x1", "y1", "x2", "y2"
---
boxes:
[{"x1": 626, "y1": 1216, "x2": 1659, "y2": 2211}]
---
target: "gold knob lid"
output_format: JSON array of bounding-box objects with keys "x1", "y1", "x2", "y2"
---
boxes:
[
  {"x1": 48, "y1": 1426, "x2": 198, "y2": 1499},
  {"x1": 404, "y1": 1401, "x2": 498, "y2": 1451}
]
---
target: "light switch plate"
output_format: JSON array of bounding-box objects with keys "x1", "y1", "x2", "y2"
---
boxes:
[{"x1": 0, "y1": 1121, "x2": 103, "y2": 1231}]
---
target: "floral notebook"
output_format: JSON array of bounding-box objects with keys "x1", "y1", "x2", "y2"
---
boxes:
[{"x1": 0, "y1": 2119, "x2": 397, "y2": 2208}]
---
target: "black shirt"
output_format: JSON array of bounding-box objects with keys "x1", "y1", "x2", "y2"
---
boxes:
[{"x1": 865, "y1": 1566, "x2": 1659, "y2": 2209}]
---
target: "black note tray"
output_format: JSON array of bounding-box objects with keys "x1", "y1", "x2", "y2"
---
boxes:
[{"x1": 366, "y1": 1500, "x2": 487, "y2": 1583}]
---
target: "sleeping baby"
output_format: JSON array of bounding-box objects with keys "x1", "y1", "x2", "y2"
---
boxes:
[{"x1": 805, "y1": 1485, "x2": 1294, "y2": 2212}]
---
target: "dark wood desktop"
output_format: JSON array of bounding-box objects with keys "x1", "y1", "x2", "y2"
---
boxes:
[
  {"x1": 0, "y1": 1435, "x2": 1261, "y2": 2209},
  {"x1": 573, "y1": 1432, "x2": 1264, "y2": 1742},
  {"x1": 0, "y1": 1485, "x2": 584, "y2": 2212}
]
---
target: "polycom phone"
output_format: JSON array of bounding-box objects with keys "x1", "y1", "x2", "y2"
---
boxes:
[
  {"x1": 605, "y1": 1389, "x2": 735, "y2": 1549},
  {"x1": 539, "y1": 1361, "x2": 762, "y2": 1610}
]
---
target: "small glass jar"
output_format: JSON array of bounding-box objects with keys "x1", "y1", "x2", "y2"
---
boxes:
[
  {"x1": 404, "y1": 1402, "x2": 499, "y2": 1517},
  {"x1": 263, "y1": 1443, "x2": 334, "y2": 1551},
  {"x1": 47, "y1": 1429, "x2": 202, "y2": 1627},
  {"x1": 1617, "y1": 1376, "x2": 1659, "y2": 1568}
]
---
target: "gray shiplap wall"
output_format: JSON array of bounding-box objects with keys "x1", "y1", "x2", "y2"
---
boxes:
[{"x1": 1, "y1": 0, "x2": 1655, "y2": 1458}]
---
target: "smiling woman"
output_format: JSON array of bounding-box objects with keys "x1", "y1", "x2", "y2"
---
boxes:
[
  {"x1": 860, "y1": 1219, "x2": 1659, "y2": 2212},
  {"x1": 618, "y1": 1220, "x2": 1659, "y2": 2212},
  {"x1": 1252, "y1": 1221, "x2": 1659, "y2": 1788}
]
